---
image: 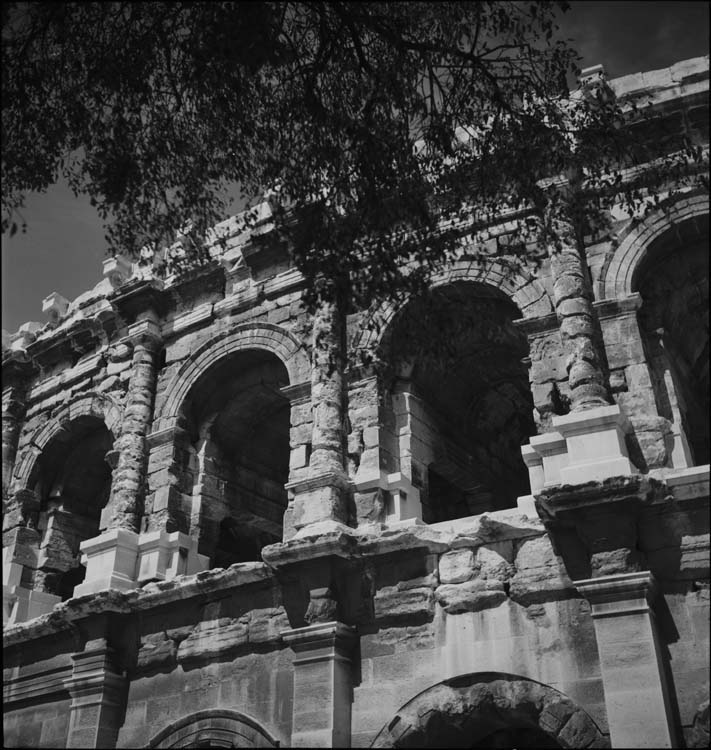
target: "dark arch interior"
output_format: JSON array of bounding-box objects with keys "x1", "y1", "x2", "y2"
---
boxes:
[
  {"x1": 381, "y1": 282, "x2": 535, "y2": 521},
  {"x1": 34, "y1": 415, "x2": 114, "y2": 599},
  {"x1": 634, "y1": 219, "x2": 709, "y2": 466},
  {"x1": 183, "y1": 349, "x2": 291, "y2": 565},
  {"x1": 471, "y1": 725, "x2": 562, "y2": 748}
]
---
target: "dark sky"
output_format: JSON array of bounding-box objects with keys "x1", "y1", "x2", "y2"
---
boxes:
[{"x1": 2, "y1": 1, "x2": 709, "y2": 333}]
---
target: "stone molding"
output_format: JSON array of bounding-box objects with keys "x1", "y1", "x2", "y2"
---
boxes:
[
  {"x1": 281, "y1": 620, "x2": 357, "y2": 659},
  {"x1": 574, "y1": 570, "x2": 656, "y2": 614},
  {"x1": 3, "y1": 563, "x2": 273, "y2": 647},
  {"x1": 3, "y1": 661, "x2": 72, "y2": 708},
  {"x1": 145, "y1": 424, "x2": 190, "y2": 450},
  {"x1": 280, "y1": 380, "x2": 312, "y2": 405},
  {"x1": 593, "y1": 292, "x2": 643, "y2": 320}
]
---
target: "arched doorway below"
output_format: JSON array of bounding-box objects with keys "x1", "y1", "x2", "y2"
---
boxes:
[
  {"x1": 147, "y1": 709, "x2": 279, "y2": 748},
  {"x1": 371, "y1": 672, "x2": 608, "y2": 749}
]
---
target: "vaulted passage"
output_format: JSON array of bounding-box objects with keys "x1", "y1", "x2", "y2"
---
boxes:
[
  {"x1": 33, "y1": 415, "x2": 114, "y2": 599},
  {"x1": 635, "y1": 216, "x2": 709, "y2": 466},
  {"x1": 380, "y1": 282, "x2": 535, "y2": 521},
  {"x1": 182, "y1": 350, "x2": 291, "y2": 566}
]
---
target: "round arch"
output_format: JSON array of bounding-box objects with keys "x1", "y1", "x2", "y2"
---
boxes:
[
  {"x1": 370, "y1": 672, "x2": 608, "y2": 749},
  {"x1": 155, "y1": 323, "x2": 309, "y2": 427},
  {"x1": 11, "y1": 392, "x2": 121, "y2": 491},
  {"x1": 598, "y1": 192, "x2": 709, "y2": 300},
  {"x1": 147, "y1": 709, "x2": 280, "y2": 748},
  {"x1": 352, "y1": 257, "x2": 552, "y2": 355}
]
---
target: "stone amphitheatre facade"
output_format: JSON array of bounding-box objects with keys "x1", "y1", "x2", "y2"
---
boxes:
[{"x1": 3, "y1": 57, "x2": 709, "y2": 748}]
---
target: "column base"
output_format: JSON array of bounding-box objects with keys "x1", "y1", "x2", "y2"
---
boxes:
[
  {"x1": 74, "y1": 528, "x2": 140, "y2": 597},
  {"x1": 286, "y1": 471, "x2": 350, "y2": 531},
  {"x1": 529, "y1": 432, "x2": 570, "y2": 487},
  {"x1": 75, "y1": 528, "x2": 211, "y2": 597},
  {"x1": 553, "y1": 404, "x2": 637, "y2": 484},
  {"x1": 136, "y1": 530, "x2": 209, "y2": 584}
]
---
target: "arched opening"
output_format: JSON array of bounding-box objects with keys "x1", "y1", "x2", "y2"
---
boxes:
[
  {"x1": 181, "y1": 349, "x2": 291, "y2": 566},
  {"x1": 379, "y1": 282, "x2": 535, "y2": 522},
  {"x1": 634, "y1": 217, "x2": 709, "y2": 466},
  {"x1": 472, "y1": 726, "x2": 561, "y2": 748},
  {"x1": 33, "y1": 415, "x2": 114, "y2": 599},
  {"x1": 147, "y1": 709, "x2": 279, "y2": 748},
  {"x1": 371, "y1": 672, "x2": 608, "y2": 748}
]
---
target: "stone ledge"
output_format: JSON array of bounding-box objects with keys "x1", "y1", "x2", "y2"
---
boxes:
[
  {"x1": 535, "y1": 474, "x2": 668, "y2": 519},
  {"x1": 3, "y1": 562, "x2": 273, "y2": 648}
]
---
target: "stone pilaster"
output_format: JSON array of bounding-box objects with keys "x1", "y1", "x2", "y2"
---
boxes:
[
  {"x1": 1, "y1": 352, "x2": 34, "y2": 502},
  {"x1": 107, "y1": 315, "x2": 162, "y2": 532},
  {"x1": 575, "y1": 572, "x2": 678, "y2": 748},
  {"x1": 290, "y1": 301, "x2": 350, "y2": 534},
  {"x1": 282, "y1": 621, "x2": 358, "y2": 748},
  {"x1": 65, "y1": 639, "x2": 128, "y2": 749},
  {"x1": 78, "y1": 314, "x2": 162, "y2": 595},
  {"x1": 545, "y1": 207, "x2": 610, "y2": 412}
]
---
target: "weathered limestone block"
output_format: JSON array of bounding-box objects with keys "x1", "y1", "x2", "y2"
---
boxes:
[
  {"x1": 476, "y1": 542, "x2": 514, "y2": 581},
  {"x1": 618, "y1": 361, "x2": 656, "y2": 406},
  {"x1": 177, "y1": 617, "x2": 249, "y2": 662},
  {"x1": 354, "y1": 487, "x2": 385, "y2": 526},
  {"x1": 438, "y1": 549, "x2": 475, "y2": 584},
  {"x1": 628, "y1": 416, "x2": 673, "y2": 470},
  {"x1": 435, "y1": 579, "x2": 507, "y2": 614},
  {"x1": 509, "y1": 535, "x2": 571, "y2": 604},
  {"x1": 136, "y1": 631, "x2": 177, "y2": 671},
  {"x1": 373, "y1": 584, "x2": 435, "y2": 623},
  {"x1": 688, "y1": 700, "x2": 710, "y2": 749},
  {"x1": 247, "y1": 607, "x2": 290, "y2": 644}
]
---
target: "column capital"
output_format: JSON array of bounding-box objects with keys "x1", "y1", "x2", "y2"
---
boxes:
[
  {"x1": 574, "y1": 570, "x2": 657, "y2": 614},
  {"x1": 282, "y1": 620, "x2": 357, "y2": 659},
  {"x1": 126, "y1": 316, "x2": 162, "y2": 347}
]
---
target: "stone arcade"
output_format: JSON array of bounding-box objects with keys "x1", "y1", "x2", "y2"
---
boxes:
[{"x1": 3, "y1": 57, "x2": 710, "y2": 748}]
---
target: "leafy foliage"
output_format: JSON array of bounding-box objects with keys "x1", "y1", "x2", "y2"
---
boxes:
[{"x1": 2, "y1": 1, "x2": 707, "y2": 315}]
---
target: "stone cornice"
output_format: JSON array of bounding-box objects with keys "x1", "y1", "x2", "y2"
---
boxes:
[
  {"x1": 110, "y1": 278, "x2": 171, "y2": 323},
  {"x1": 3, "y1": 562, "x2": 273, "y2": 649},
  {"x1": 593, "y1": 293, "x2": 643, "y2": 319},
  {"x1": 25, "y1": 317, "x2": 104, "y2": 371},
  {"x1": 514, "y1": 311, "x2": 559, "y2": 337},
  {"x1": 281, "y1": 620, "x2": 357, "y2": 659},
  {"x1": 280, "y1": 380, "x2": 311, "y2": 404},
  {"x1": 1, "y1": 350, "x2": 37, "y2": 390},
  {"x1": 535, "y1": 473, "x2": 669, "y2": 521}
]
